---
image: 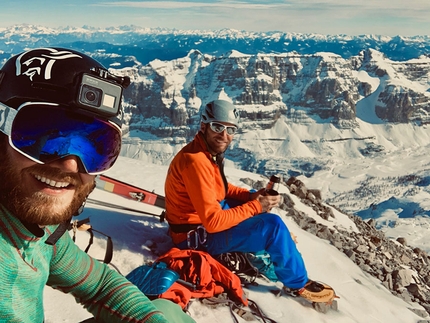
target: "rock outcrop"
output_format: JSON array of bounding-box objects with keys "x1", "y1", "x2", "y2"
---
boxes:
[{"x1": 246, "y1": 175, "x2": 430, "y2": 319}]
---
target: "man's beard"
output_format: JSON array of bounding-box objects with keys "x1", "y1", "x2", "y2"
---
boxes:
[
  {"x1": 0, "y1": 147, "x2": 95, "y2": 225},
  {"x1": 203, "y1": 127, "x2": 226, "y2": 155}
]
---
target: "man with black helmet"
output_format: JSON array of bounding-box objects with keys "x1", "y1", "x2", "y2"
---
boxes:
[
  {"x1": 0, "y1": 48, "x2": 195, "y2": 323},
  {"x1": 165, "y1": 99, "x2": 336, "y2": 304}
]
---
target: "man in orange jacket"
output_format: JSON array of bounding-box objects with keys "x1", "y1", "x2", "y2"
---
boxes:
[{"x1": 164, "y1": 99, "x2": 335, "y2": 303}]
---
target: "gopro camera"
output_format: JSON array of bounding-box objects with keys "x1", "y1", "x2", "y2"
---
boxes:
[{"x1": 78, "y1": 73, "x2": 123, "y2": 116}]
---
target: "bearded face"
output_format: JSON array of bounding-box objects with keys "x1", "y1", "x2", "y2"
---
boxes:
[
  {"x1": 0, "y1": 135, "x2": 95, "y2": 225},
  {"x1": 201, "y1": 122, "x2": 234, "y2": 155}
]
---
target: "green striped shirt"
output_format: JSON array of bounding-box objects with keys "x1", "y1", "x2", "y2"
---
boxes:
[{"x1": 0, "y1": 204, "x2": 168, "y2": 323}]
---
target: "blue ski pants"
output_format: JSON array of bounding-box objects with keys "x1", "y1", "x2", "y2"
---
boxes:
[{"x1": 176, "y1": 199, "x2": 308, "y2": 289}]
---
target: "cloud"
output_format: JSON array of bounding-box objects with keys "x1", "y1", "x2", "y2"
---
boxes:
[
  {"x1": 1, "y1": 0, "x2": 428, "y2": 36},
  {"x1": 94, "y1": 1, "x2": 286, "y2": 10},
  {"x1": 93, "y1": 0, "x2": 430, "y2": 22}
]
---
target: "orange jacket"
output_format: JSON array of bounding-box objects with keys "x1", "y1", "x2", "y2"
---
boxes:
[
  {"x1": 165, "y1": 133, "x2": 261, "y2": 239},
  {"x1": 157, "y1": 248, "x2": 248, "y2": 309}
]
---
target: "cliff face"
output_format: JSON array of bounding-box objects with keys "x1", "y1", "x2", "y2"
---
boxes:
[
  {"x1": 121, "y1": 48, "x2": 430, "y2": 134},
  {"x1": 116, "y1": 48, "x2": 430, "y2": 176}
]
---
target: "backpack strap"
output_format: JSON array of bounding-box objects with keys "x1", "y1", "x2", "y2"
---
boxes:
[
  {"x1": 70, "y1": 218, "x2": 114, "y2": 264},
  {"x1": 45, "y1": 220, "x2": 71, "y2": 246},
  {"x1": 201, "y1": 294, "x2": 278, "y2": 323}
]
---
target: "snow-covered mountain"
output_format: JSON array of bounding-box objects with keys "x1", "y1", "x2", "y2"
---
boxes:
[
  {"x1": 1, "y1": 24, "x2": 430, "y2": 272},
  {"x1": 2, "y1": 24, "x2": 430, "y2": 321},
  {"x1": 1, "y1": 24, "x2": 429, "y2": 216},
  {"x1": 115, "y1": 46, "x2": 430, "y2": 220}
]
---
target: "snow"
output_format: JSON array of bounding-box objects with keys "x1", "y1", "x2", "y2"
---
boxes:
[
  {"x1": 43, "y1": 156, "x2": 427, "y2": 323},
  {"x1": 33, "y1": 30, "x2": 430, "y2": 322}
]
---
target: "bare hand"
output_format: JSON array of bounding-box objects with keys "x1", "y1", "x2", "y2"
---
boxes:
[
  {"x1": 249, "y1": 188, "x2": 266, "y2": 201},
  {"x1": 250, "y1": 189, "x2": 281, "y2": 213}
]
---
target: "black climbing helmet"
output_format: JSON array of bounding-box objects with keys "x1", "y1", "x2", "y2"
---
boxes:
[
  {"x1": 0, "y1": 47, "x2": 130, "y2": 128},
  {"x1": 0, "y1": 47, "x2": 131, "y2": 175}
]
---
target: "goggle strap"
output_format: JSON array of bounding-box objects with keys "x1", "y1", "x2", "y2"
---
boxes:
[{"x1": 0, "y1": 102, "x2": 17, "y2": 136}]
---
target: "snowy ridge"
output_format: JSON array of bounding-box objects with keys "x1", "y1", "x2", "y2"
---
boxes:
[{"x1": 43, "y1": 156, "x2": 429, "y2": 323}]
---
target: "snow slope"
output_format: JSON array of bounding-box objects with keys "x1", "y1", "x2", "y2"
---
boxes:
[{"x1": 43, "y1": 156, "x2": 427, "y2": 323}]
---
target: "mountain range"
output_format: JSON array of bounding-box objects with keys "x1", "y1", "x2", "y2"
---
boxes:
[
  {"x1": 1, "y1": 24, "x2": 430, "y2": 250},
  {"x1": 2, "y1": 23, "x2": 430, "y2": 321},
  {"x1": 0, "y1": 24, "x2": 429, "y2": 65}
]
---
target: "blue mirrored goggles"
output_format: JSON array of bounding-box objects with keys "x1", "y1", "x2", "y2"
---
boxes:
[
  {"x1": 208, "y1": 121, "x2": 238, "y2": 135},
  {"x1": 0, "y1": 102, "x2": 122, "y2": 175}
]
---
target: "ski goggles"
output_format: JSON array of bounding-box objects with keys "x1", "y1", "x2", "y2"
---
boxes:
[
  {"x1": 208, "y1": 121, "x2": 238, "y2": 135},
  {"x1": 0, "y1": 102, "x2": 122, "y2": 175}
]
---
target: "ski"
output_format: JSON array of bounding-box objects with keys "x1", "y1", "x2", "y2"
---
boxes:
[
  {"x1": 86, "y1": 198, "x2": 165, "y2": 219},
  {"x1": 95, "y1": 174, "x2": 166, "y2": 209}
]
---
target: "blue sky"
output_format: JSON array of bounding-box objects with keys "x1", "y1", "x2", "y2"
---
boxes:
[{"x1": 1, "y1": 0, "x2": 429, "y2": 36}]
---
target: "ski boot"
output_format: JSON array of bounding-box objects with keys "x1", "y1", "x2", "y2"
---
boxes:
[{"x1": 282, "y1": 280, "x2": 339, "y2": 313}]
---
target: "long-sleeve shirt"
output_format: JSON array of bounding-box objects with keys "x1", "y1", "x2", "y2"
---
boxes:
[
  {"x1": 164, "y1": 132, "x2": 262, "y2": 236},
  {"x1": 0, "y1": 204, "x2": 168, "y2": 323}
]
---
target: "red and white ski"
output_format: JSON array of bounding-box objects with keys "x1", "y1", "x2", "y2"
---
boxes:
[{"x1": 95, "y1": 174, "x2": 166, "y2": 209}]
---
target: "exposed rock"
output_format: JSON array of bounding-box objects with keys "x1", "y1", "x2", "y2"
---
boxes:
[
  {"x1": 240, "y1": 174, "x2": 430, "y2": 316},
  {"x1": 308, "y1": 189, "x2": 322, "y2": 200},
  {"x1": 266, "y1": 175, "x2": 430, "y2": 317},
  {"x1": 393, "y1": 269, "x2": 413, "y2": 288},
  {"x1": 397, "y1": 237, "x2": 407, "y2": 246},
  {"x1": 121, "y1": 48, "x2": 430, "y2": 145}
]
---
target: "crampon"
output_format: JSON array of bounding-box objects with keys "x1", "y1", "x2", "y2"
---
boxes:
[{"x1": 272, "y1": 280, "x2": 340, "y2": 313}]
